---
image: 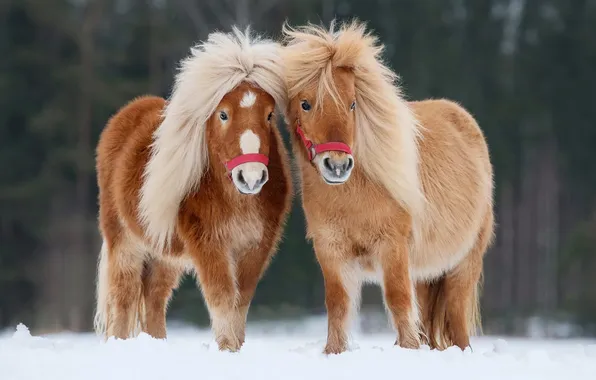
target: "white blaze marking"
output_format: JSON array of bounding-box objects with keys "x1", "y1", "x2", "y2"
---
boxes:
[
  {"x1": 239, "y1": 130, "x2": 260, "y2": 154},
  {"x1": 234, "y1": 130, "x2": 266, "y2": 193},
  {"x1": 240, "y1": 91, "x2": 257, "y2": 108}
]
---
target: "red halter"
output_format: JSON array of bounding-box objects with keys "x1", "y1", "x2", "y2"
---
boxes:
[
  {"x1": 295, "y1": 122, "x2": 352, "y2": 161},
  {"x1": 224, "y1": 153, "x2": 269, "y2": 180}
]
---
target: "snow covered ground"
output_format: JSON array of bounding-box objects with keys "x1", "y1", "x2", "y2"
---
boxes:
[{"x1": 1, "y1": 316, "x2": 596, "y2": 380}]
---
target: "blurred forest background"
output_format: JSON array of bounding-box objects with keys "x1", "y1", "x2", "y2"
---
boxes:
[{"x1": 1, "y1": 0, "x2": 595, "y2": 337}]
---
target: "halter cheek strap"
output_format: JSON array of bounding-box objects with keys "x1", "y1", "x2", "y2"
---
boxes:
[
  {"x1": 224, "y1": 153, "x2": 269, "y2": 180},
  {"x1": 295, "y1": 122, "x2": 352, "y2": 161}
]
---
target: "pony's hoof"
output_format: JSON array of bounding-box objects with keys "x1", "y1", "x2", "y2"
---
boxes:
[
  {"x1": 217, "y1": 337, "x2": 242, "y2": 352},
  {"x1": 456, "y1": 343, "x2": 472, "y2": 352},
  {"x1": 395, "y1": 337, "x2": 421, "y2": 350},
  {"x1": 323, "y1": 342, "x2": 347, "y2": 355}
]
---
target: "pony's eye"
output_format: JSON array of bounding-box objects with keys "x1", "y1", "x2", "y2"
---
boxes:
[
  {"x1": 267, "y1": 112, "x2": 273, "y2": 122},
  {"x1": 219, "y1": 111, "x2": 228, "y2": 121},
  {"x1": 350, "y1": 101, "x2": 356, "y2": 111},
  {"x1": 301, "y1": 100, "x2": 311, "y2": 112}
]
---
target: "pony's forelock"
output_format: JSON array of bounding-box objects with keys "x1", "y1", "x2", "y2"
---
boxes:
[
  {"x1": 282, "y1": 20, "x2": 426, "y2": 219},
  {"x1": 139, "y1": 26, "x2": 287, "y2": 251}
]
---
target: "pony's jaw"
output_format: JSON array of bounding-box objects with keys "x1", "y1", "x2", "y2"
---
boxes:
[
  {"x1": 313, "y1": 152, "x2": 354, "y2": 185},
  {"x1": 231, "y1": 162, "x2": 268, "y2": 195}
]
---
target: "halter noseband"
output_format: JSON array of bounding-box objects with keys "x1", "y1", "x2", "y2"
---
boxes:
[
  {"x1": 224, "y1": 153, "x2": 269, "y2": 180},
  {"x1": 295, "y1": 121, "x2": 352, "y2": 161}
]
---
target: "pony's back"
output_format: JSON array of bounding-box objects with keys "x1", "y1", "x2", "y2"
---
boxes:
[
  {"x1": 96, "y1": 95, "x2": 165, "y2": 242},
  {"x1": 97, "y1": 96, "x2": 164, "y2": 169}
]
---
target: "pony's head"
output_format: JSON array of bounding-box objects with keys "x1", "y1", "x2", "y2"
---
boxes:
[
  {"x1": 291, "y1": 66, "x2": 356, "y2": 185},
  {"x1": 206, "y1": 82, "x2": 276, "y2": 194},
  {"x1": 282, "y1": 27, "x2": 359, "y2": 184},
  {"x1": 281, "y1": 20, "x2": 425, "y2": 216},
  {"x1": 139, "y1": 27, "x2": 287, "y2": 251}
]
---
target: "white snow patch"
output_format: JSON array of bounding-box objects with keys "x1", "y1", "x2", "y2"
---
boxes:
[{"x1": 1, "y1": 318, "x2": 596, "y2": 380}]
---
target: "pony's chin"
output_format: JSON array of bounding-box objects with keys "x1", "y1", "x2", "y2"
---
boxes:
[
  {"x1": 321, "y1": 176, "x2": 349, "y2": 185},
  {"x1": 236, "y1": 187, "x2": 263, "y2": 195}
]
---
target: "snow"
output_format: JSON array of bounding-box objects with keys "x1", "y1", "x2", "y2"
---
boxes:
[{"x1": 1, "y1": 316, "x2": 596, "y2": 380}]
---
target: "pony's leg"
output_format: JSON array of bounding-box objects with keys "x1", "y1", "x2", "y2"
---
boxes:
[
  {"x1": 442, "y1": 256, "x2": 482, "y2": 350},
  {"x1": 106, "y1": 238, "x2": 146, "y2": 339},
  {"x1": 380, "y1": 237, "x2": 421, "y2": 349},
  {"x1": 234, "y1": 245, "x2": 274, "y2": 345},
  {"x1": 314, "y1": 240, "x2": 362, "y2": 355},
  {"x1": 415, "y1": 281, "x2": 432, "y2": 346},
  {"x1": 188, "y1": 245, "x2": 239, "y2": 352},
  {"x1": 140, "y1": 258, "x2": 182, "y2": 339},
  {"x1": 443, "y1": 211, "x2": 493, "y2": 350}
]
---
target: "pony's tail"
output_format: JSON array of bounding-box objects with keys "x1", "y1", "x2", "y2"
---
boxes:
[
  {"x1": 423, "y1": 276, "x2": 483, "y2": 350},
  {"x1": 469, "y1": 275, "x2": 483, "y2": 338},
  {"x1": 423, "y1": 277, "x2": 447, "y2": 349},
  {"x1": 93, "y1": 241, "x2": 110, "y2": 338},
  {"x1": 93, "y1": 241, "x2": 146, "y2": 339},
  {"x1": 135, "y1": 272, "x2": 147, "y2": 336}
]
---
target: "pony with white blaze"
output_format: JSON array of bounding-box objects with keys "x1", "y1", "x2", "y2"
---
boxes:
[
  {"x1": 94, "y1": 27, "x2": 292, "y2": 352},
  {"x1": 281, "y1": 20, "x2": 494, "y2": 354}
]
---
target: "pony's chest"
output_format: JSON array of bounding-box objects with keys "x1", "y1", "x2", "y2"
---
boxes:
[
  {"x1": 305, "y1": 195, "x2": 403, "y2": 249},
  {"x1": 183, "y1": 189, "x2": 268, "y2": 258},
  {"x1": 216, "y1": 211, "x2": 265, "y2": 257},
  {"x1": 302, "y1": 167, "x2": 411, "y2": 261},
  {"x1": 304, "y1": 173, "x2": 403, "y2": 229}
]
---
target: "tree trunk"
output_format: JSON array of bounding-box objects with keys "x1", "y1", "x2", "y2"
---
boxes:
[
  {"x1": 67, "y1": 0, "x2": 105, "y2": 332},
  {"x1": 514, "y1": 126, "x2": 539, "y2": 332},
  {"x1": 499, "y1": 180, "x2": 516, "y2": 314},
  {"x1": 148, "y1": 3, "x2": 163, "y2": 95},
  {"x1": 534, "y1": 133, "x2": 559, "y2": 336},
  {"x1": 322, "y1": 0, "x2": 334, "y2": 23},
  {"x1": 35, "y1": 197, "x2": 67, "y2": 333}
]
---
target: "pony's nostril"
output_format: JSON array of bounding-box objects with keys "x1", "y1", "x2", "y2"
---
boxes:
[
  {"x1": 259, "y1": 170, "x2": 268, "y2": 185},
  {"x1": 237, "y1": 170, "x2": 246, "y2": 185},
  {"x1": 346, "y1": 157, "x2": 354, "y2": 171},
  {"x1": 323, "y1": 157, "x2": 333, "y2": 171}
]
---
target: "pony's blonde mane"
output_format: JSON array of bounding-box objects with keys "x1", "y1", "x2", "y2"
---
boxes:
[
  {"x1": 139, "y1": 27, "x2": 287, "y2": 252},
  {"x1": 281, "y1": 20, "x2": 425, "y2": 218}
]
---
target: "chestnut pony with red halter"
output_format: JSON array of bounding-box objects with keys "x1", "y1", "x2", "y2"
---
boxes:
[
  {"x1": 282, "y1": 20, "x2": 494, "y2": 354},
  {"x1": 93, "y1": 28, "x2": 292, "y2": 352}
]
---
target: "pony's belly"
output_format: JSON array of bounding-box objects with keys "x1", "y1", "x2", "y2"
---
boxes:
[
  {"x1": 161, "y1": 254, "x2": 195, "y2": 272},
  {"x1": 114, "y1": 224, "x2": 194, "y2": 272},
  {"x1": 347, "y1": 235, "x2": 476, "y2": 285},
  {"x1": 408, "y1": 180, "x2": 491, "y2": 282},
  {"x1": 409, "y1": 228, "x2": 478, "y2": 282}
]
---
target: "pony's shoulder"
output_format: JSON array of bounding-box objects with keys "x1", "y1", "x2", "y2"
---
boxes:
[
  {"x1": 118, "y1": 95, "x2": 166, "y2": 116},
  {"x1": 99, "y1": 95, "x2": 165, "y2": 154},
  {"x1": 103, "y1": 95, "x2": 165, "y2": 132},
  {"x1": 408, "y1": 98, "x2": 462, "y2": 110},
  {"x1": 409, "y1": 98, "x2": 478, "y2": 127},
  {"x1": 106, "y1": 95, "x2": 165, "y2": 130},
  {"x1": 408, "y1": 98, "x2": 487, "y2": 154}
]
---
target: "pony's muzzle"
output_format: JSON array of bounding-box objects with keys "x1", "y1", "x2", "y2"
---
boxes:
[
  {"x1": 315, "y1": 152, "x2": 354, "y2": 185},
  {"x1": 231, "y1": 162, "x2": 268, "y2": 194}
]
